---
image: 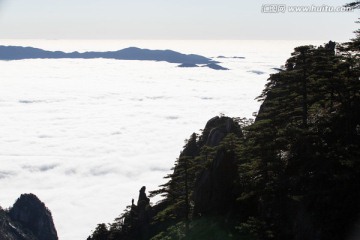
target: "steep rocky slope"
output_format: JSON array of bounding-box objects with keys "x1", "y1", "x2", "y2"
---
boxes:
[{"x1": 0, "y1": 194, "x2": 58, "y2": 240}]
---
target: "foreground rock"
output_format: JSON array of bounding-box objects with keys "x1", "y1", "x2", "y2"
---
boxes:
[
  {"x1": 193, "y1": 116, "x2": 242, "y2": 216},
  {"x1": 6, "y1": 194, "x2": 58, "y2": 240}
]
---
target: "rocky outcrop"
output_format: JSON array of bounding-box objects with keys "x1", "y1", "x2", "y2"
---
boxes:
[
  {"x1": 137, "y1": 187, "x2": 151, "y2": 240},
  {"x1": 0, "y1": 194, "x2": 58, "y2": 240},
  {"x1": 87, "y1": 116, "x2": 244, "y2": 240},
  {"x1": 193, "y1": 150, "x2": 238, "y2": 216},
  {"x1": 120, "y1": 187, "x2": 152, "y2": 240},
  {"x1": 9, "y1": 194, "x2": 58, "y2": 240},
  {"x1": 137, "y1": 186, "x2": 150, "y2": 207},
  {"x1": 201, "y1": 116, "x2": 242, "y2": 146},
  {"x1": 0, "y1": 207, "x2": 36, "y2": 240},
  {"x1": 193, "y1": 116, "x2": 242, "y2": 216}
]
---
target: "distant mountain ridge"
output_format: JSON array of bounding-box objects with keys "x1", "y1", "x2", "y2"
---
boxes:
[{"x1": 0, "y1": 46, "x2": 216, "y2": 65}]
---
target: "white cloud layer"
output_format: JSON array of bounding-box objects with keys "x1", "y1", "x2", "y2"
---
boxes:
[{"x1": 0, "y1": 40, "x2": 324, "y2": 240}]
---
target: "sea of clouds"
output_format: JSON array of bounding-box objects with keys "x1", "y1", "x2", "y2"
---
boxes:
[{"x1": 0, "y1": 39, "x2": 324, "y2": 240}]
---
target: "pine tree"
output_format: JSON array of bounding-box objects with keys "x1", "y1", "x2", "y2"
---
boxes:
[
  {"x1": 149, "y1": 133, "x2": 200, "y2": 239},
  {"x1": 87, "y1": 224, "x2": 110, "y2": 240}
]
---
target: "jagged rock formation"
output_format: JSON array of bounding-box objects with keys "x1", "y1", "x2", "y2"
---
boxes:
[
  {"x1": 87, "y1": 30, "x2": 360, "y2": 239},
  {"x1": 202, "y1": 116, "x2": 240, "y2": 146},
  {"x1": 193, "y1": 149, "x2": 238, "y2": 216},
  {"x1": 135, "y1": 187, "x2": 151, "y2": 240},
  {"x1": 87, "y1": 186, "x2": 153, "y2": 240},
  {"x1": 192, "y1": 117, "x2": 242, "y2": 221},
  {"x1": 86, "y1": 116, "x2": 243, "y2": 240},
  {"x1": 0, "y1": 207, "x2": 36, "y2": 240},
  {"x1": 8, "y1": 194, "x2": 58, "y2": 240},
  {"x1": 0, "y1": 194, "x2": 58, "y2": 240}
]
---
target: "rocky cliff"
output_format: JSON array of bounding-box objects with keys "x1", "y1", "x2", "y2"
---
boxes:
[
  {"x1": 87, "y1": 116, "x2": 244, "y2": 240},
  {"x1": 191, "y1": 116, "x2": 242, "y2": 216},
  {"x1": 0, "y1": 194, "x2": 58, "y2": 240}
]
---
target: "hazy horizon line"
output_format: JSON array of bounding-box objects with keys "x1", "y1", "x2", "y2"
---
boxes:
[{"x1": 0, "y1": 37, "x2": 348, "y2": 40}]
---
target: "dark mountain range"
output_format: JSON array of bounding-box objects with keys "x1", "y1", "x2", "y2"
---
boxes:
[{"x1": 0, "y1": 46, "x2": 215, "y2": 65}]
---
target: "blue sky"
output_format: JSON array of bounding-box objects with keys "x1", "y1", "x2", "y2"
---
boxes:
[{"x1": 0, "y1": 0, "x2": 358, "y2": 40}]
